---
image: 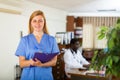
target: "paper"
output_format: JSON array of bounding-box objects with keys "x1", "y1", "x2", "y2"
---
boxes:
[{"x1": 33, "y1": 52, "x2": 59, "y2": 63}]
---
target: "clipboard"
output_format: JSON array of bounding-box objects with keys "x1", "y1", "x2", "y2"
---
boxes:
[{"x1": 33, "y1": 52, "x2": 59, "y2": 63}]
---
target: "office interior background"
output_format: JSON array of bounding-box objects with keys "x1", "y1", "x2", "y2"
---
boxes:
[{"x1": 0, "y1": 0, "x2": 120, "y2": 80}]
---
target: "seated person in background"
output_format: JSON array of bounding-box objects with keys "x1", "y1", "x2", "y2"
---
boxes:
[{"x1": 64, "y1": 38, "x2": 90, "y2": 78}]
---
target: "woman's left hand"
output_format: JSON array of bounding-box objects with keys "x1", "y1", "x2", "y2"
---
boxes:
[{"x1": 33, "y1": 58, "x2": 43, "y2": 67}]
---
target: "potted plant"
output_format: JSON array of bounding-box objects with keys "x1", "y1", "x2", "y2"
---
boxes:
[{"x1": 91, "y1": 18, "x2": 120, "y2": 80}]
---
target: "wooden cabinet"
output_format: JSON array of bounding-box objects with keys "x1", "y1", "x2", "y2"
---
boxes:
[
  {"x1": 52, "y1": 53, "x2": 65, "y2": 80},
  {"x1": 75, "y1": 17, "x2": 83, "y2": 27},
  {"x1": 66, "y1": 16, "x2": 83, "y2": 44},
  {"x1": 66, "y1": 16, "x2": 75, "y2": 31},
  {"x1": 52, "y1": 44, "x2": 70, "y2": 80}
]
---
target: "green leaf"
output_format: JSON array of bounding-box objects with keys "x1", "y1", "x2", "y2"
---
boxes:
[
  {"x1": 100, "y1": 26, "x2": 108, "y2": 31},
  {"x1": 107, "y1": 38, "x2": 114, "y2": 49},
  {"x1": 92, "y1": 50, "x2": 98, "y2": 62},
  {"x1": 106, "y1": 56, "x2": 113, "y2": 68},
  {"x1": 97, "y1": 26, "x2": 108, "y2": 40},
  {"x1": 112, "y1": 56, "x2": 119, "y2": 63},
  {"x1": 117, "y1": 18, "x2": 120, "y2": 24},
  {"x1": 111, "y1": 29, "x2": 117, "y2": 39},
  {"x1": 98, "y1": 33, "x2": 105, "y2": 39}
]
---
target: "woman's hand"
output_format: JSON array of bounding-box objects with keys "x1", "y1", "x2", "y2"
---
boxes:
[
  {"x1": 32, "y1": 58, "x2": 43, "y2": 67},
  {"x1": 19, "y1": 56, "x2": 43, "y2": 68},
  {"x1": 29, "y1": 59, "x2": 35, "y2": 66}
]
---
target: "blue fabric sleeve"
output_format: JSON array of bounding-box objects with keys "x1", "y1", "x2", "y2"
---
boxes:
[
  {"x1": 52, "y1": 38, "x2": 60, "y2": 53},
  {"x1": 15, "y1": 37, "x2": 26, "y2": 57}
]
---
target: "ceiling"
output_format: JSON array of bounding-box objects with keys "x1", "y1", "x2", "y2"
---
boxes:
[
  {"x1": 1, "y1": 0, "x2": 120, "y2": 16},
  {"x1": 28, "y1": 0, "x2": 120, "y2": 13}
]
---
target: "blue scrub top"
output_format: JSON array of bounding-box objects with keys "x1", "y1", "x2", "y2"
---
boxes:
[{"x1": 15, "y1": 33, "x2": 60, "y2": 80}]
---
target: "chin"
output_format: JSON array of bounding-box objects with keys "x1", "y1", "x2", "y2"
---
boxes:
[{"x1": 34, "y1": 29, "x2": 41, "y2": 32}]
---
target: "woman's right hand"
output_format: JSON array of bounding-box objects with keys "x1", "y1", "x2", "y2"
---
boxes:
[{"x1": 19, "y1": 56, "x2": 37, "y2": 68}]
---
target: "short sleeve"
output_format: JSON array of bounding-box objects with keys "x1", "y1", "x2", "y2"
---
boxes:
[
  {"x1": 52, "y1": 38, "x2": 60, "y2": 53},
  {"x1": 15, "y1": 37, "x2": 26, "y2": 57}
]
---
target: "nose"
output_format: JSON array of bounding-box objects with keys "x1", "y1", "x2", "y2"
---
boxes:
[
  {"x1": 35, "y1": 21, "x2": 40, "y2": 26},
  {"x1": 37, "y1": 21, "x2": 40, "y2": 24}
]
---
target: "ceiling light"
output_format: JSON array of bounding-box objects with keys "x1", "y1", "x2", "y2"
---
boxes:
[{"x1": 97, "y1": 9, "x2": 116, "y2": 12}]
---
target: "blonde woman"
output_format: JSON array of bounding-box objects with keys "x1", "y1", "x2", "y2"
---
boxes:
[{"x1": 15, "y1": 10, "x2": 59, "y2": 80}]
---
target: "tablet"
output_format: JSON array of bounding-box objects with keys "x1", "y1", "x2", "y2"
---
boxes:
[{"x1": 33, "y1": 52, "x2": 59, "y2": 63}]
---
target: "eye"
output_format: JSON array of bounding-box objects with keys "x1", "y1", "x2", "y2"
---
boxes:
[
  {"x1": 38, "y1": 19, "x2": 44, "y2": 23},
  {"x1": 32, "y1": 20, "x2": 37, "y2": 23}
]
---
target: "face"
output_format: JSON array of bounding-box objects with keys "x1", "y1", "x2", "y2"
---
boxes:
[
  {"x1": 31, "y1": 15, "x2": 44, "y2": 32},
  {"x1": 73, "y1": 41, "x2": 80, "y2": 50}
]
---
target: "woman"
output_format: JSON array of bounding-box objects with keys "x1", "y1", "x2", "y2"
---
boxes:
[{"x1": 15, "y1": 10, "x2": 59, "y2": 80}]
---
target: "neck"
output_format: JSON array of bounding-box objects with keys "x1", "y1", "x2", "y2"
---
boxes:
[
  {"x1": 74, "y1": 50, "x2": 77, "y2": 53},
  {"x1": 70, "y1": 48, "x2": 77, "y2": 53},
  {"x1": 33, "y1": 31, "x2": 44, "y2": 37}
]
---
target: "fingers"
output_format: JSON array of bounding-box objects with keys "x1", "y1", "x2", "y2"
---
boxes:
[
  {"x1": 29, "y1": 59, "x2": 35, "y2": 66},
  {"x1": 35, "y1": 58, "x2": 39, "y2": 62},
  {"x1": 29, "y1": 58, "x2": 42, "y2": 67},
  {"x1": 34, "y1": 58, "x2": 42, "y2": 66}
]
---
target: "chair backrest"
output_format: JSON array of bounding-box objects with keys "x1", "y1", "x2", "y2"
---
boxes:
[{"x1": 15, "y1": 65, "x2": 22, "y2": 80}]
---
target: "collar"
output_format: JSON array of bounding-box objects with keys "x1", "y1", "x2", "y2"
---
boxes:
[{"x1": 70, "y1": 48, "x2": 77, "y2": 54}]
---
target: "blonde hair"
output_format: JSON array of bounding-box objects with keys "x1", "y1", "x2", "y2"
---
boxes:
[{"x1": 28, "y1": 10, "x2": 49, "y2": 34}]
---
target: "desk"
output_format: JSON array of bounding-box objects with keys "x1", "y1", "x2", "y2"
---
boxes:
[{"x1": 68, "y1": 69, "x2": 109, "y2": 80}]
